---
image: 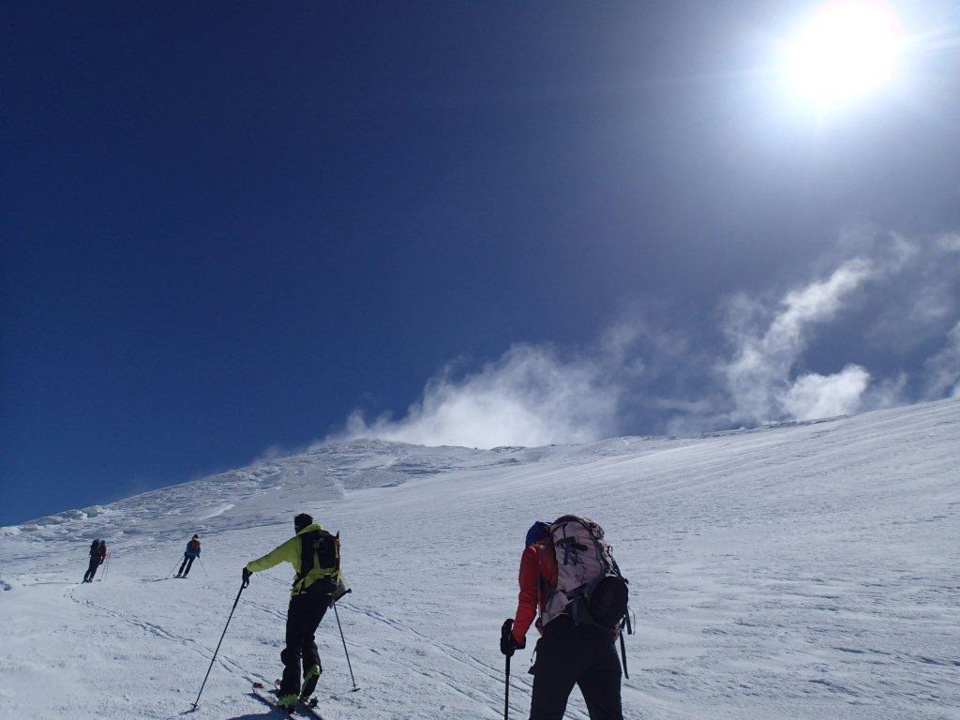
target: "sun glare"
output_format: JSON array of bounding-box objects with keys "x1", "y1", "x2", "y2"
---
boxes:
[{"x1": 786, "y1": 0, "x2": 904, "y2": 107}]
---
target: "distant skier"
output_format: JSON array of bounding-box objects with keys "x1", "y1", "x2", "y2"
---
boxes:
[
  {"x1": 242, "y1": 513, "x2": 342, "y2": 711},
  {"x1": 83, "y1": 539, "x2": 107, "y2": 583},
  {"x1": 82, "y1": 539, "x2": 99, "y2": 583},
  {"x1": 176, "y1": 534, "x2": 201, "y2": 578},
  {"x1": 501, "y1": 519, "x2": 625, "y2": 720}
]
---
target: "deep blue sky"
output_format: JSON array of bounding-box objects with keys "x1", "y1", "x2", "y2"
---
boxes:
[{"x1": 4, "y1": 2, "x2": 959, "y2": 524}]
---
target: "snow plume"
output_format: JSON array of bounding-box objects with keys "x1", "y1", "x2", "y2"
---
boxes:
[
  {"x1": 334, "y1": 230, "x2": 960, "y2": 448},
  {"x1": 721, "y1": 258, "x2": 877, "y2": 425},
  {"x1": 716, "y1": 230, "x2": 960, "y2": 426},
  {"x1": 924, "y1": 321, "x2": 960, "y2": 399},
  {"x1": 939, "y1": 232, "x2": 960, "y2": 253},
  {"x1": 779, "y1": 365, "x2": 871, "y2": 420},
  {"x1": 341, "y1": 340, "x2": 630, "y2": 448}
]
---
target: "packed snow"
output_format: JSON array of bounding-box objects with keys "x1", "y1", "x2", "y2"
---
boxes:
[{"x1": 1, "y1": 399, "x2": 958, "y2": 720}]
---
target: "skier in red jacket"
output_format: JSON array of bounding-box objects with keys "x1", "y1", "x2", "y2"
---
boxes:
[
  {"x1": 502, "y1": 521, "x2": 623, "y2": 720},
  {"x1": 83, "y1": 539, "x2": 107, "y2": 583}
]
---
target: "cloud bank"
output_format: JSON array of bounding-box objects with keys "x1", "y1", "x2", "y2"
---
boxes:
[{"x1": 337, "y1": 230, "x2": 960, "y2": 448}]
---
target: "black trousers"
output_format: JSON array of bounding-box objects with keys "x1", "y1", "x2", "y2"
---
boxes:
[
  {"x1": 83, "y1": 557, "x2": 100, "y2": 582},
  {"x1": 178, "y1": 555, "x2": 195, "y2": 576},
  {"x1": 529, "y1": 615, "x2": 623, "y2": 720},
  {"x1": 279, "y1": 580, "x2": 334, "y2": 698}
]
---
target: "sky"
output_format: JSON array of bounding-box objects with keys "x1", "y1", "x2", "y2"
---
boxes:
[{"x1": 3, "y1": 1, "x2": 960, "y2": 525}]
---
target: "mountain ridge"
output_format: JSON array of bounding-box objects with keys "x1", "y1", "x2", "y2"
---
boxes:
[{"x1": 1, "y1": 398, "x2": 957, "y2": 719}]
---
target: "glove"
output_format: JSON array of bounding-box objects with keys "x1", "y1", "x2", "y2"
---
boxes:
[
  {"x1": 500, "y1": 618, "x2": 525, "y2": 657},
  {"x1": 242, "y1": 567, "x2": 252, "y2": 588}
]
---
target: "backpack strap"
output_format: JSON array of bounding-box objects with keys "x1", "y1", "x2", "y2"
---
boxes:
[{"x1": 619, "y1": 627, "x2": 629, "y2": 679}]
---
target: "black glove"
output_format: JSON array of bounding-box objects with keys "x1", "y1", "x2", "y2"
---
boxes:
[
  {"x1": 242, "y1": 567, "x2": 252, "y2": 588},
  {"x1": 500, "y1": 618, "x2": 525, "y2": 657}
]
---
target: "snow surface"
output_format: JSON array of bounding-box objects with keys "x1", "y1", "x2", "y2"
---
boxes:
[{"x1": 1, "y1": 399, "x2": 958, "y2": 720}]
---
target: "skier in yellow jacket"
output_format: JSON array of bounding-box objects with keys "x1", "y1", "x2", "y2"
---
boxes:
[{"x1": 243, "y1": 513, "x2": 342, "y2": 710}]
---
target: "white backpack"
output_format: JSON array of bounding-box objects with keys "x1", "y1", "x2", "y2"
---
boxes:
[{"x1": 541, "y1": 515, "x2": 629, "y2": 630}]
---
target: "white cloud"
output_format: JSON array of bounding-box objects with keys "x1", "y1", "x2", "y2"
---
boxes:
[
  {"x1": 721, "y1": 258, "x2": 876, "y2": 424},
  {"x1": 340, "y1": 343, "x2": 625, "y2": 448},
  {"x1": 779, "y1": 365, "x2": 870, "y2": 420},
  {"x1": 324, "y1": 230, "x2": 959, "y2": 449}
]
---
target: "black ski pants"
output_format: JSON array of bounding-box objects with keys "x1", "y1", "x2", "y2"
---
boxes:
[
  {"x1": 528, "y1": 615, "x2": 623, "y2": 720},
  {"x1": 83, "y1": 557, "x2": 100, "y2": 582},
  {"x1": 178, "y1": 555, "x2": 195, "y2": 576},
  {"x1": 279, "y1": 579, "x2": 335, "y2": 698}
]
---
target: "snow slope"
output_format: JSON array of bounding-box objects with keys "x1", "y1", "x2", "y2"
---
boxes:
[{"x1": 1, "y1": 399, "x2": 958, "y2": 720}]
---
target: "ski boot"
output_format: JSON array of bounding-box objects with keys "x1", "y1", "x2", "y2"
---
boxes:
[
  {"x1": 299, "y1": 663, "x2": 321, "y2": 701},
  {"x1": 276, "y1": 693, "x2": 298, "y2": 714}
]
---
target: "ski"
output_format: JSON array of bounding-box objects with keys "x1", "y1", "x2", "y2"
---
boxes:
[{"x1": 251, "y1": 682, "x2": 326, "y2": 719}]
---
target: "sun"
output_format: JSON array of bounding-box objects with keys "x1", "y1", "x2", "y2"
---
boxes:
[{"x1": 786, "y1": 0, "x2": 904, "y2": 107}]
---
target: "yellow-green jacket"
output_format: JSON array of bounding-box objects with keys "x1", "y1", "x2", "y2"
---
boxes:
[{"x1": 245, "y1": 522, "x2": 341, "y2": 596}]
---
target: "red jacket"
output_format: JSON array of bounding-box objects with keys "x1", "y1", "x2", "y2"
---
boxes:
[{"x1": 512, "y1": 539, "x2": 558, "y2": 643}]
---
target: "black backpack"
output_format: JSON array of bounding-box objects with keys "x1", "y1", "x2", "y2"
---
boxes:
[{"x1": 294, "y1": 529, "x2": 339, "y2": 592}]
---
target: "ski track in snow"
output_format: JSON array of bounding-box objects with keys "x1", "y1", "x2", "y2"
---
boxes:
[{"x1": 1, "y1": 400, "x2": 959, "y2": 719}]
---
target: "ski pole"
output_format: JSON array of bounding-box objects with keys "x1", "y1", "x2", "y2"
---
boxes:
[
  {"x1": 167, "y1": 558, "x2": 182, "y2": 579},
  {"x1": 97, "y1": 553, "x2": 110, "y2": 583},
  {"x1": 332, "y1": 595, "x2": 359, "y2": 691},
  {"x1": 191, "y1": 580, "x2": 246, "y2": 710},
  {"x1": 504, "y1": 653, "x2": 511, "y2": 720},
  {"x1": 500, "y1": 617, "x2": 516, "y2": 720},
  {"x1": 197, "y1": 556, "x2": 209, "y2": 577}
]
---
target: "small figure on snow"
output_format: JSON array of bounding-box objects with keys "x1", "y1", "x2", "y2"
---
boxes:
[
  {"x1": 176, "y1": 534, "x2": 201, "y2": 578},
  {"x1": 83, "y1": 539, "x2": 107, "y2": 583},
  {"x1": 242, "y1": 513, "x2": 343, "y2": 712}
]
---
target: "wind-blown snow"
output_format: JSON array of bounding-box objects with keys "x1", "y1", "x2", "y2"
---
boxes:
[{"x1": 1, "y1": 400, "x2": 958, "y2": 719}]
